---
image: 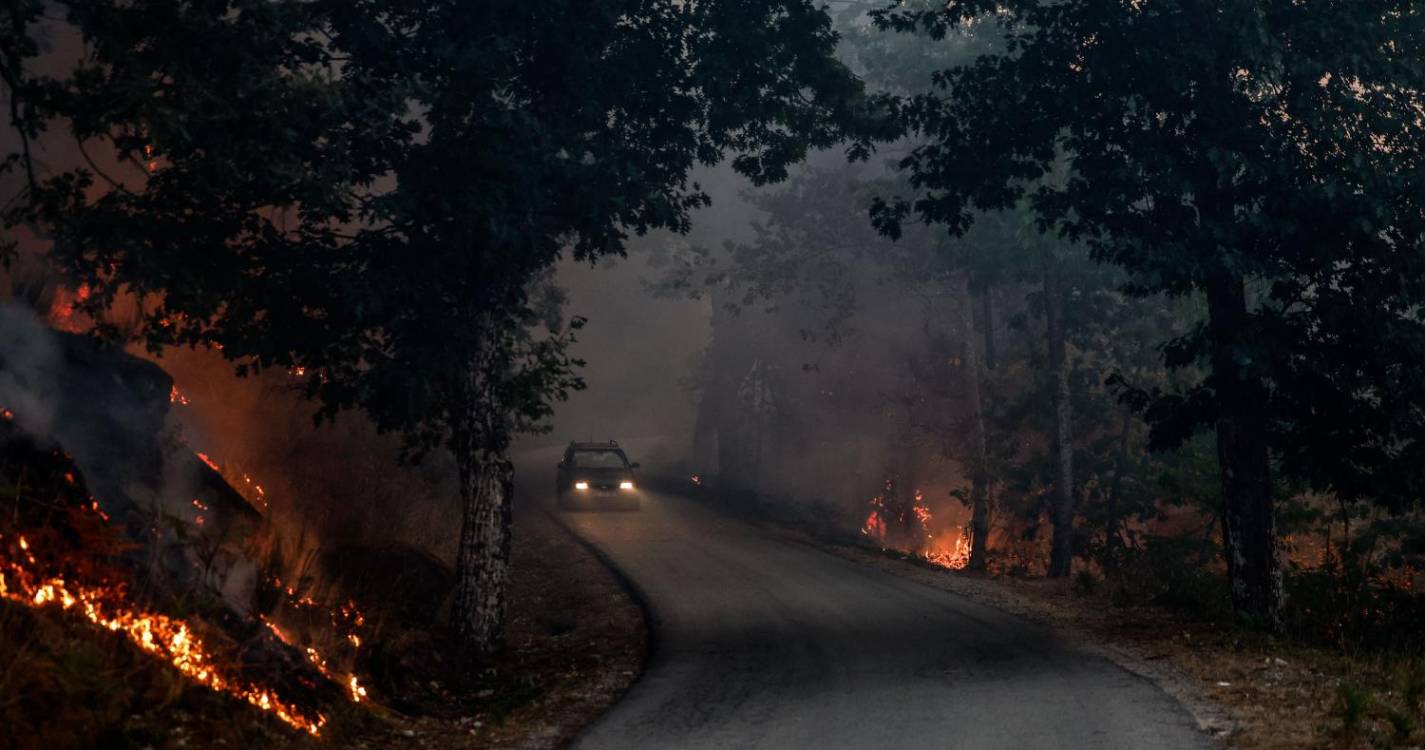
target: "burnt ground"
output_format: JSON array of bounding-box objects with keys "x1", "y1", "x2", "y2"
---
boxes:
[
  {"x1": 799, "y1": 535, "x2": 1420, "y2": 750},
  {"x1": 348, "y1": 506, "x2": 647, "y2": 750}
]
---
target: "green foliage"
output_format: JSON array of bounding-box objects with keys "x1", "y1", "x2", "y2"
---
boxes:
[
  {"x1": 3, "y1": 0, "x2": 888, "y2": 459},
  {"x1": 1110, "y1": 534, "x2": 1231, "y2": 617},
  {"x1": 1335, "y1": 683, "x2": 1372, "y2": 738},
  {"x1": 1398, "y1": 660, "x2": 1425, "y2": 717},
  {"x1": 1384, "y1": 707, "x2": 1414, "y2": 743},
  {"x1": 870, "y1": 0, "x2": 1425, "y2": 510}
]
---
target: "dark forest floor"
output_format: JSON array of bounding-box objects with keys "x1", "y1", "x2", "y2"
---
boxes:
[{"x1": 332, "y1": 507, "x2": 647, "y2": 750}]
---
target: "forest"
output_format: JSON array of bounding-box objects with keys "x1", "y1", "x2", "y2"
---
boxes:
[{"x1": 3, "y1": 1, "x2": 1425, "y2": 749}]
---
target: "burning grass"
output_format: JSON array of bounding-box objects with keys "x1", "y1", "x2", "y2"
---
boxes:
[
  {"x1": 1, "y1": 533, "x2": 325, "y2": 736},
  {"x1": 0, "y1": 415, "x2": 374, "y2": 746}
]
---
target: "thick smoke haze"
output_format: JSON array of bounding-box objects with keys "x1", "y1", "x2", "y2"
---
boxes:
[{"x1": 527, "y1": 164, "x2": 761, "y2": 470}]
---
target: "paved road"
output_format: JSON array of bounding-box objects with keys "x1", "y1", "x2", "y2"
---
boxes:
[{"x1": 557, "y1": 489, "x2": 1211, "y2": 750}]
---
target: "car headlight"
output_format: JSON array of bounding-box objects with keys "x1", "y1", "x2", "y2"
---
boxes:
[
  {"x1": 574, "y1": 481, "x2": 589, "y2": 490},
  {"x1": 619, "y1": 481, "x2": 635, "y2": 490}
]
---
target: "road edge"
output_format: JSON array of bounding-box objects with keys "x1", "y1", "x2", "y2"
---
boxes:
[
  {"x1": 655, "y1": 478, "x2": 1234, "y2": 745},
  {"x1": 542, "y1": 506, "x2": 658, "y2": 743},
  {"x1": 782, "y1": 531, "x2": 1236, "y2": 743}
]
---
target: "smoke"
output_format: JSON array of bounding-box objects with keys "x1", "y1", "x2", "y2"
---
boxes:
[
  {"x1": 0, "y1": 303, "x2": 63, "y2": 437},
  {"x1": 152, "y1": 344, "x2": 463, "y2": 564}
]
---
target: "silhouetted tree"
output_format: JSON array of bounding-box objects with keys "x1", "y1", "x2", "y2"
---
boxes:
[
  {"x1": 3, "y1": 0, "x2": 887, "y2": 653},
  {"x1": 872, "y1": 1, "x2": 1425, "y2": 625}
]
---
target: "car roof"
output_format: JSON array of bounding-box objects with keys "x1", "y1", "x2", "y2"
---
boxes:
[{"x1": 568, "y1": 440, "x2": 623, "y2": 451}]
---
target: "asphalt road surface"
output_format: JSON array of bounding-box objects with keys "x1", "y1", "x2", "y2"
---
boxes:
[{"x1": 558, "y1": 489, "x2": 1211, "y2": 750}]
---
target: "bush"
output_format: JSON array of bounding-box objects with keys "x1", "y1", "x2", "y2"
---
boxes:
[
  {"x1": 1284, "y1": 568, "x2": 1425, "y2": 653},
  {"x1": 1334, "y1": 683, "x2": 1371, "y2": 738},
  {"x1": 1385, "y1": 708, "x2": 1414, "y2": 743},
  {"x1": 1398, "y1": 660, "x2": 1425, "y2": 717},
  {"x1": 1107, "y1": 534, "x2": 1231, "y2": 619}
]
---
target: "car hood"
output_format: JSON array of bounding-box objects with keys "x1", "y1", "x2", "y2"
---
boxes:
[{"x1": 571, "y1": 467, "x2": 635, "y2": 481}]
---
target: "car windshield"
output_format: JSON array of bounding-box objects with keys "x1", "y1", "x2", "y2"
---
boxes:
[{"x1": 571, "y1": 450, "x2": 628, "y2": 469}]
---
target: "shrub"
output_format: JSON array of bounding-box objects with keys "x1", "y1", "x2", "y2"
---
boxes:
[
  {"x1": 1398, "y1": 660, "x2": 1425, "y2": 717},
  {"x1": 1385, "y1": 708, "x2": 1413, "y2": 743},
  {"x1": 1335, "y1": 683, "x2": 1371, "y2": 738}
]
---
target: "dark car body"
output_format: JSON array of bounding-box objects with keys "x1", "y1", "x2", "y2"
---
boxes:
[{"x1": 556, "y1": 441, "x2": 642, "y2": 510}]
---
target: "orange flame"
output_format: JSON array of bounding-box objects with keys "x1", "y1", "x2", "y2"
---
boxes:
[
  {"x1": 1, "y1": 535, "x2": 326, "y2": 735},
  {"x1": 860, "y1": 484, "x2": 971, "y2": 570},
  {"x1": 262, "y1": 616, "x2": 368, "y2": 703}
]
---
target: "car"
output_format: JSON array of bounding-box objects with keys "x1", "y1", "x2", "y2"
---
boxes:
[{"x1": 556, "y1": 440, "x2": 642, "y2": 511}]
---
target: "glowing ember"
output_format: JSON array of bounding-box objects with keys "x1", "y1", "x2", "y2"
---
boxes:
[
  {"x1": 262, "y1": 616, "x2": 369, "y2": 703},
  {"x1": 169, "y1": 386, "x2": 191, "y2": 406},
  {"x1": 196, "y1": 452, "x2": 221, "y2": 472},
  {"x1": 860, "y1": 495, "x2": 888, "y2": 540},
  {"x1": 1, "y1": 535, "x2": 326, "y2": 735},
  {"x1": 912, "y1": 491, "x2": 931, "y2": 525},
  {"x1": 47, "y1": 284, "x2": 92, "y2": 333}
]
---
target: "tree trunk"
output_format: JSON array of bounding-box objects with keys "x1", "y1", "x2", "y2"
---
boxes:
[
  {"x1": 450, "y1": 365, "x2": 515, "y2": 656},
  {"x1": 981, "y1": 285, "x2": 997, "y2": 371},
  {"x1": 1104, "y1": 407, "x2": 1132, "y2": 572},
  {"x1": 960, "y1": 277, "x2": 991, "y2": 571},
  {"x1": 707, "y1": 285, "x2": 752, "y2": 489},
  {"x1": 1205, "y1": 270, "x2": 1282, "y2": 628},
  {"x1": 1045, "y1": 270, "x2": 1076, "y2": 578}
]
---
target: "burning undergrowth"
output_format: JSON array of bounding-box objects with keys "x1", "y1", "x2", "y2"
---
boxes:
[
  {"x1": 0, "y1": 283, "x2": 609, "y2": 747},
  {"x1": 0, "y1": 419, "x2": 354, "y2": 746},
  {"x1": 0, "y1": 301, "x2": 388, "y2": 745},
  {"x1": 859, "y1": 477, "x2": 972, "y2": 571}
]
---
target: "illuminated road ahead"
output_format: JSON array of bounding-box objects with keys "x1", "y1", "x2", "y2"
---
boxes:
[{"x1": 557, "y1": 490, "x2": 1211, "y2": 750}]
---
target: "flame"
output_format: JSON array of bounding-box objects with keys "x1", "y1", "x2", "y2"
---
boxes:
[
  {"x1": 170, "y1": 386, "x2": 191, "y2": 406},
  {"x1": 262, "y1": 615, "x2": 368, "y2": 703},
  {"x1": 195, "y1": 452, "x2": 221, "y2": 472},
  {"x1": 860, "y1": 496, "x2": 888, "y2": 540},
  {"x1": 1, "y1": 535, "x2": 326, "y2": 735},
  {"x1": 922, "y1": 528, "x2": 972, "y2": 571},
  {"x1": 47, "y1": 284, "x2": 91, "y2": 333},
  {"x1": 859, "y1": 483, "x2": 971, "y2": 570}
]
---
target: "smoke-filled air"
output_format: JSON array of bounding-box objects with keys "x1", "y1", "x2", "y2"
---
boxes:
[{"x1": 3, "y1": 3, "x2": 1425, "y2": 749}]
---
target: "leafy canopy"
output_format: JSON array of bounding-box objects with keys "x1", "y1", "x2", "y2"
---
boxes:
[
  {"x1": 3, "y1": 0, "x2": 889, "y2": 454},
  {"x1": 870, "y1": 1, "x2": 1425, "y2": 510}
]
